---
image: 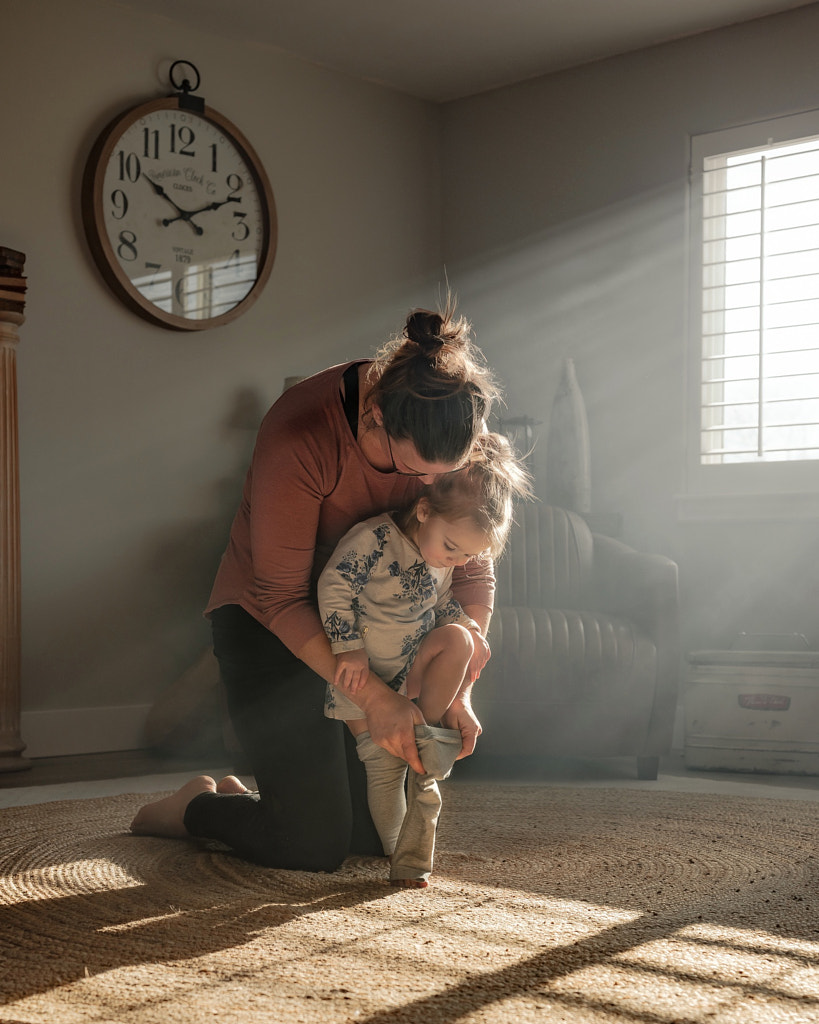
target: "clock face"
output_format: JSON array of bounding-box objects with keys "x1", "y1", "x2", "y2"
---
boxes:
[{"x1": 83, "y1": 97, "x2": 276, "y2": 330}]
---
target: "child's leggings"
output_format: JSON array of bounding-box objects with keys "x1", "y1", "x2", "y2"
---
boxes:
[{"x1": 356, "y1": 725, "x2": 461, "y2": 883}]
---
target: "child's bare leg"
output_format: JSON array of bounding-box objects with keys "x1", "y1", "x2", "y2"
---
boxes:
[
  {"x1": 130, "y1": 776, "x2": 216, "y2": 838},
  {"x1": 406, "y1": 624, "x2": 474, "y2": 726}
]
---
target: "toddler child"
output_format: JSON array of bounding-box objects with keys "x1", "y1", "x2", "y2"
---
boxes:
[{"x1": 318, "y1": 432, "x2": 531, "y2": 886}]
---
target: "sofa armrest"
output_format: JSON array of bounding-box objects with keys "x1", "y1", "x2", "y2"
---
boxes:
[
  {"x1": 591, "y1": 533, "x2": 678, "y2": 643},
  {"x1": 591, "y1": 532, "x2": 680, "y2": 748}
]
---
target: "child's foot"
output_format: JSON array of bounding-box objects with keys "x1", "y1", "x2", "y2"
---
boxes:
[
  {"x1": 215, "y1": 775, "x2": 250, "y2": 794},
  {"x1": 130, "y1": 775, "x2": 216, "y2": 838},
  {"x1": 390, "y1": 877, "x2": 429, "y2": 888}
]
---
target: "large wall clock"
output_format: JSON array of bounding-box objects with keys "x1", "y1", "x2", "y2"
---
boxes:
[{"x1": 81, "y1": 63, "x2": 276, "y2": 331}]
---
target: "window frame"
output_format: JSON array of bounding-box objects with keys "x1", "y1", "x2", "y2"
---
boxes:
[{"x1": 684, "y1": 108, "x2": 819, "y2": 522}]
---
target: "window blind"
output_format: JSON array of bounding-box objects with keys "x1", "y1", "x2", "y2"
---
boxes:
[{"x1": 700, "y1": 136, "x2": 819, "y2": 464}]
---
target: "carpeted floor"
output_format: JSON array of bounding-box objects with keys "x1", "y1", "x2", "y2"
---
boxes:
[{"x1": 2, "y1": 781, "x2": 818, "y2": 1023}]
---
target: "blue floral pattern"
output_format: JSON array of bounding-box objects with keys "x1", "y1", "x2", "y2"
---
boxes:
[
  {"x1": 321, "y1": 523, "x2": 390, "y2": 643},
  {"x1": 435, "y1": 596, "x2": 464, "y2": 626},
  {"x1": 386, "y1": 621, "x2": 431, "y2": 692},
  {"x1": 335, "y1": 523, "x2": 389, "y2": 594},
  {"x1": 323, "y1": 610, "x2": 355, "y2": 645},
  {"x1": 388, "y1": 559, "x2": 436, "y2": 612}
]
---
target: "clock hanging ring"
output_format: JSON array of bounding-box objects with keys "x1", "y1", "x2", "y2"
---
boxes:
[{"x1": 81, "y1": 62, "x2": 277, "y2": 330}]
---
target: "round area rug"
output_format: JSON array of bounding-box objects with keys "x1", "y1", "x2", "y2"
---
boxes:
[{"x1": 1, "y1": 782, "x2": 818, "y2": 1024}]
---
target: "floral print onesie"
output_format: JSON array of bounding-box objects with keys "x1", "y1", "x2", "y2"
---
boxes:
[{"x1": 318, "y1": 513, "x2": 476, "y2": 720}]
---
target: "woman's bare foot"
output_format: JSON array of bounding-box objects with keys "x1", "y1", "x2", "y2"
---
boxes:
[
  {"x1": 130, "y1": 775, "x2": 216, "y2": 838},
  {"x1": 216, "y1": 775, "x2": 249, "y2": 794},
  {"x1": 390, "y1": 877, "x2": 429, "y2": 889}
]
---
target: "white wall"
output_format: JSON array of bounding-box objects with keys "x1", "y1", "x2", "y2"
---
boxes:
[
  {"x1": 442, "y1": 4, "x2": 819, "y2": 657},
  {"x1": 3, "y1": 0, "x2": 444, "y2": 754}
]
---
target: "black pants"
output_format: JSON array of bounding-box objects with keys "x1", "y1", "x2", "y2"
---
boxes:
[{"x1": 183, "y1": 604, "x2": 380, "y2": 870}]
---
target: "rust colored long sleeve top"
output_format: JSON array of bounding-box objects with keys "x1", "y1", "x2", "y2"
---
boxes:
[{"x1": 205, "y1": 360, "x2": 495, "y2": 657}]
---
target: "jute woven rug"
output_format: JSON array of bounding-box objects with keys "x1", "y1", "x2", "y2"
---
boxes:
[{"x1": 1, "y1": 781, "x2": 818, "y2": 1024}]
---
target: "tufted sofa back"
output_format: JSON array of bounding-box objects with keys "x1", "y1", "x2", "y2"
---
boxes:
[
  {"x1": 494, "y1": 503, "x2": 594, "y2": 610},
  {"x1": 473, "y1": 502, "x2": 678, "y2": 773}
]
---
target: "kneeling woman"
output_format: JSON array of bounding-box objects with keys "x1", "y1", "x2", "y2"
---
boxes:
[{"x1": 131, "y1": 303, "x2": 501, "y2": 872}]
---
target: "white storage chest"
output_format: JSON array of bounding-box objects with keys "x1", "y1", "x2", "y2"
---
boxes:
[{"x1": 685, "y1": 649, "x2": 819, "y2": 775}]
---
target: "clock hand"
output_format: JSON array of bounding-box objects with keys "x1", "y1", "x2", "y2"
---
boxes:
[
  {"x1": 142, "y1": 173, "x2": 187, "y2": 214},
  {"x1": 187, "y1": 196, "x2": 242, "y2": 216},
  {"x1": 160, "y1": 211, "x2": 204, "y2": 235},
  {"x1": 142, "y1": 174, "x2": 204, "y2": 236}
]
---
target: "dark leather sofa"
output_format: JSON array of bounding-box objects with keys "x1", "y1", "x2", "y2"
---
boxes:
[{"x1": 471, "y1": 504, "x2": 680, "y2": 779}]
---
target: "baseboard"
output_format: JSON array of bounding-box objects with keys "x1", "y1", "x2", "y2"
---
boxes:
[
  {"x1": 16, "y1": 702, "x2": 689, "y2": 761},
  {"x1": 19, "y1": 704, "x2": 153, "y2": 759}
]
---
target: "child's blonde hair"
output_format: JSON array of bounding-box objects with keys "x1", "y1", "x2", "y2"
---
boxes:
[{"x1": 399, "y1": 432, "x2": 533, "y2": 560}]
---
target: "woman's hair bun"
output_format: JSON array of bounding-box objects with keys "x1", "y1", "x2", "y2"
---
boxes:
[
  {"x1": 367, "y1": 296, "x2": 501, "y2": 465},
  {"x1": 405, "y1": 310, "x2": 445, "y2": 354}
]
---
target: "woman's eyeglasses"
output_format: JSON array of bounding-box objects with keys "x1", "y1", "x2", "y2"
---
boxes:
[{"x1": 385, "y1": 432, "x2": 465, "y2": 477}]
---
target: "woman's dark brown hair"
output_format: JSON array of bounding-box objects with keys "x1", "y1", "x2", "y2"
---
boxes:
[{"x1": 366, "y1": 299, "x2": 500, "y2": 465}]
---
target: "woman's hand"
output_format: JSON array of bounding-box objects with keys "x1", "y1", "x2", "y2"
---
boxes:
[
  {"x1": 333, "y1": 649, "x2": 370, "y2": 694},
  {"x1": 467, "y1": 629, "x2": 491, "y2": 683},
  {"x1": 461, "y1": 606, "x2": 492, "y2": 684},
  {"x1": 295, "y1": 633, "x2": 425, "y2": 773},
  {"x1": 442, "y1": 693, "x2": 483, "y2": 760},
  {"x1": 358, "y1": 678, "x2": 426, "y2": 774}
]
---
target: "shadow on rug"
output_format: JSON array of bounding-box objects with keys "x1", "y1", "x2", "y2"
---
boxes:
[{"x1": 1, "y1": 781, "x2": 818, "y2": 1023}]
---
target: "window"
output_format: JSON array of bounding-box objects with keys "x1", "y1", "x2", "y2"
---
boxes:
[{"x1": 687, "y1": 110, "x2": 819, "y2": 514}]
